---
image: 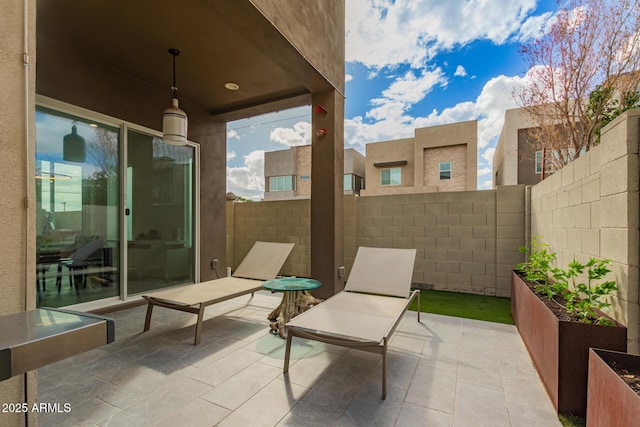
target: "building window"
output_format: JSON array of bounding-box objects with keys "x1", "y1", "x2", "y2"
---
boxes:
[
  {"x1": 535, "y1": 151, "x2": 557, "y2": 174},
  {"x1": 380, "y1": 168, "x2": 401, "y2": 186},
  {"x1": 535, "y1": 151, "x2": 543, "y2": 174},
  {"x1": 343, "y1": 174, "x2": 364, "y2": 193},
  {"x1": 299, "y1": 175, "x2": 310, "y2": 181},
  {"x1": 269, "y1": 175, "x2": 295, "y2": 191},
  {"x1": 343, "y1": 174, "x2": 352, "y2": 191},
  {"x1": 439, "y1": 162, "x2": 451, "y2": 180}
]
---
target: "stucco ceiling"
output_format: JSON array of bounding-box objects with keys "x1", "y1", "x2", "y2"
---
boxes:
[{"x1": 36, "y1": 0, "x2": 330, "y2": 120}]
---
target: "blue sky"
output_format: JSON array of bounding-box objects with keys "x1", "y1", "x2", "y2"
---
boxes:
[{"x1": 227, "y1": 0, "x2": 559, "y2": 200}]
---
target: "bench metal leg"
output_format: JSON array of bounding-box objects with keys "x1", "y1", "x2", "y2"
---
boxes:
[
  {"x1": 194, "y1": 305, "x2": 205, "y2": 345},
  {"x1": 143, "y1": 302, "x2": 154, "y2": 332},
  {"x1": 283, "y1": 331, "x2": 293, "y2": 373},
  {"x1": 382, "y1": 337, "x2": 388, "y2": 400}
]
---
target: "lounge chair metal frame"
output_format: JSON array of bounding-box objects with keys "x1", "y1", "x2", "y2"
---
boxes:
[
  {"x1": 284, "y1": 289, "x2": 419, "y2": 399},
  {"x1": 142, "y1": 241, "x2": 294, "y2": 345},
  {"x1": 283, "y1": 246, "x2": 420, "y2": 399}
]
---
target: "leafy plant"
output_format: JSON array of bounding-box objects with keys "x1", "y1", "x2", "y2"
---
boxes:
[
  {"x1": 516, "y1": 237, "x2": 566, "y2": 298},
  {"x1": 516, "y1": 237, "x2": 618, "y2": 325},
  {"x1": 559, "y1": 258, "x2": 618, "y2": 325}
]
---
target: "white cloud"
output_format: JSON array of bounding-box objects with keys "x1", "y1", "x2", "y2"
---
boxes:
[
  {"x1": 346, "y1": 0, "x2": 540, "y2": 69},
  {"x1": 226, "y1": 150, "x2": 265, "y2": 200},
  {"x1": 475, "y1": 73, "x2": 528, "y2": 148},
  {"x1": 515, "y1": 11, "x2": 555, "y2": 42},
  {"x1": 477, "y1": 167, "x2": 492, "y2": 176},
  {"x1": 227, "y1": 128, "x2": 239, "y2": 140},
  {"x1": 454, "y1": 65, "x2": 467, "y2": 77},
  {"x1": 270, "y1": 121, "x2": 311, "y2": 147},
  {"x1": 227, "y1": 150, "x2": 236, "y2": 161},
  {"x1": 378, "y1": 69, "x2": 447, "y2": 104},
  {"x1": 346, "y1": 72, "x2": 525, "y2": 152},
  {"x1": 482, "y1": 147, "x2": 496, "y2": 163},
  {"x1": 345, "y1": 74, "x2": 353, "y2": 82},
  {"x1": 482, "y1": 179, "x2": 493, "y2": 189},
  {"x1": 344, "y1": 70, "x2": 530, "y2": 189}
]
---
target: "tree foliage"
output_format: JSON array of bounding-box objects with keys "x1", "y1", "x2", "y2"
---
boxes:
[{"x1": 516, "y1": 0, "x2": 640, "y2": 170}]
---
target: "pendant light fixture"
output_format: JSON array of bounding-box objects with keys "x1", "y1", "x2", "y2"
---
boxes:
[
  {"x1": 162, "y1": 48, "x2": 188, "y2": 145},
  {"x1": 63, "y1": 120, "x2": 86, "y2": 162}
]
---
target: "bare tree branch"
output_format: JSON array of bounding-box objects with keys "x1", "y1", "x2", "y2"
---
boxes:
[{"x1": 515, "y1": 0, "x2": 640, "y2": 171}]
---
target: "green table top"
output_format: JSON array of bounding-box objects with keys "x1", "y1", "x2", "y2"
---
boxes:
[{"x1": 262, "y1": 277, "x2": 321, "y2": 292}]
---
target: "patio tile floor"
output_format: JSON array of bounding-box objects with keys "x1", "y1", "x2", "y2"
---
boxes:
[{"x1": 37, "y1": 291, "x2": 561, "y2": 426}]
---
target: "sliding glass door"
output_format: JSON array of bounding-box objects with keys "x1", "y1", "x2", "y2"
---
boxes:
[
  {"x1": 126, "y1": 130, "x2": 195, "y2": 294},
  {"x1": 35, "y1": 106, "x2": 120, "y2": 307},
  {"x1": 35, "y1": 99, "x2": 197, "y2": 308}
]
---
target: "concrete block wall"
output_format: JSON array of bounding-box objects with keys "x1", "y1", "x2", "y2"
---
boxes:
[
  {"x1": 496, "y1": 185, "x2": 527, "y2": 296},
  {"x1": 229, "y1": 199, "x2": 312, "y2": 277},
  {"x1": 530, "y1": 110, "x2": 640, "y2": 354},
  {"x1": 354, "y1": 188, "x2": 524, "y2": 297},
  {"x1": 229, "y1": 189, "x2": 525, "y2": 297}
]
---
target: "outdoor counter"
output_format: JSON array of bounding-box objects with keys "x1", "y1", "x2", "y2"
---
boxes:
[{"x1": 0, "y1": 308, "x2": 115, "y2": 381}]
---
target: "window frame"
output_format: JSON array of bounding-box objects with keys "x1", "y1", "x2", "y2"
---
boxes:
[
  {"x1": 269, "y1": 175, "x2": 296, "y2": 192},
  {"x1": 439, "y1": 162, "x2": 452, "y2": 180},
  {"x1": 380, "y1": 167, "x2": 401, "y2": 186}
]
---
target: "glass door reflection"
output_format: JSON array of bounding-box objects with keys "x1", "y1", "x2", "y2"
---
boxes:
[
  {"x1": 35, "y1": 106, "x2": 120, "y2": 307},
  {"x1": 126, "y1": 130, "x2": 195, "y2": 294}
]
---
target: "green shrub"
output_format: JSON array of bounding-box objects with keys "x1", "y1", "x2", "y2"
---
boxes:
[
  {"x1": 560, "y1": 258, "x2": 618, "y2": 325},
  {"x1": 517, "y1": 237, "x2": 618, "y2": 325},
  {"x1": 516, "y1": 237, "x2": 566, "y2": 298}
]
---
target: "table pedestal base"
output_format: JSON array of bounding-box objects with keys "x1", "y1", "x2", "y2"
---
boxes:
[{"x1": 268, "y1": 290, "x2": 321, "y2": 338}]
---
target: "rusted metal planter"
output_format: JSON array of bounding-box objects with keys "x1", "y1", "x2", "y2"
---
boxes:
[
  {"x1": 587, "y1": 349, "x2": 640, "y2": 427},
  {"x1": 511, "y1": 272, "x2": 627, "y2": 416}
]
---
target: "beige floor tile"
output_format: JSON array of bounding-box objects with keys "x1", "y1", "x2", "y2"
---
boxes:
[
  {"x1": 35, "y1": 303, "x2": 563, "y2": 427},
  {"x1": 201, "y1": 361, "x2": 282, "y2": 410},
  {"x1": 218, "y1": 378, "x2": 308, "y2": 427},
  {"x1": 396, "y1": 402, "x2": 453, "y2": 427},
  {"x1": 190, "y1": 348, "x2": 263, "y2": 386},
  {"x1": 405, "y1": 364, "x2": 458, "y2": 413},
  {"x1": 453, "y1": 382, "x2": 511, "y2": 427}
]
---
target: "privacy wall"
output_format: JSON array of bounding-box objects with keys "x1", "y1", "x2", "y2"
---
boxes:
[
  {"x1": 529, "y1": 109, "x2": 640, "y2": 354},
  {"x1": 228, "y1": 185, "x2": 526, "y2": 297},
  {"x1": 227, "y1": 110, "x2": 640, "y2": 354}
]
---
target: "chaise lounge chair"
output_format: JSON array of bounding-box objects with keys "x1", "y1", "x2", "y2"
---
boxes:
[
  {"x1": 283, "y1": 246, "x2": 419, "y2": 399},
  {"x1": 142, "y1": 241, "x2": 295, "y2": 345}
]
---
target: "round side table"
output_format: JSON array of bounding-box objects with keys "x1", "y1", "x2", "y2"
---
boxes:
[{"x1": 263, "y1": 277, "x2": 322, "y2": 338}]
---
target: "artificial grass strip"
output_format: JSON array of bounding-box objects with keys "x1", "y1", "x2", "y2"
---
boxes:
[
  {"x1": 408, "y1": 289, "x2": 514, "y2": 325},
  {"x1": 558, "y1": 414, "x2": 586, "y2": 427}
]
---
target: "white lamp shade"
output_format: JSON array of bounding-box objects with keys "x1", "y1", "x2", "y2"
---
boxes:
[{"x1": 162, "y1": 98, "x2": 188, "y2": 145}]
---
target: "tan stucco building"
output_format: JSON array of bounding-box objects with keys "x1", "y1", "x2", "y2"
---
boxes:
[
  {"x1": 360, "y1": 121, "x2": 478, "y2": 196},
  {"x1": 2, "y1": 0, "x2": 345, "y2": 421},
  {"x1": 493, "y1": 106, "x2": 558, "y2": 187},
  {"x1": 263, "y1": 146, "x2": 365, "y2": 200}
]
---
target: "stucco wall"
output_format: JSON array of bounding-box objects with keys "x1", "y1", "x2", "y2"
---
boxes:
[
  {"x1": 415, "y1": 120, "x2": 477, "y2": 191},
  {"x1": 423, "y1": 145, "x2": 467, "y2": 191},
  {"x1": 250, "y1": 0, "x2": 345, "y2": 95},
  {"x1": 530, "y1": 109, "x2": 640, "y2": 354},
  {"x1": 344, "y1": 148, "x2": 365, "y2": 177},
  {"x1": 362, "y1": 138, "x2": 415, "y2": 195},
  {"x1": 493, "y1": 107, "x2": 546, "y2": 187},
  {"x1": 295, "y1": 145, "x2": 312, "y2": 197},
  {"x1": 1, "y1": 0, "x2": 37, "y2": 422}
]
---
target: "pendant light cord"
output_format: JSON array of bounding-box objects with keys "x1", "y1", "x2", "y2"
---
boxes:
[{"x1": 169, "y1": 48, "x2": 180, "y2": 99}]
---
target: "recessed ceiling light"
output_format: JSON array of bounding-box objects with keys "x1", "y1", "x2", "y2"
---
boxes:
[{"x1": 225, "y1": 82, "x2": 240, "y2": 91}]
